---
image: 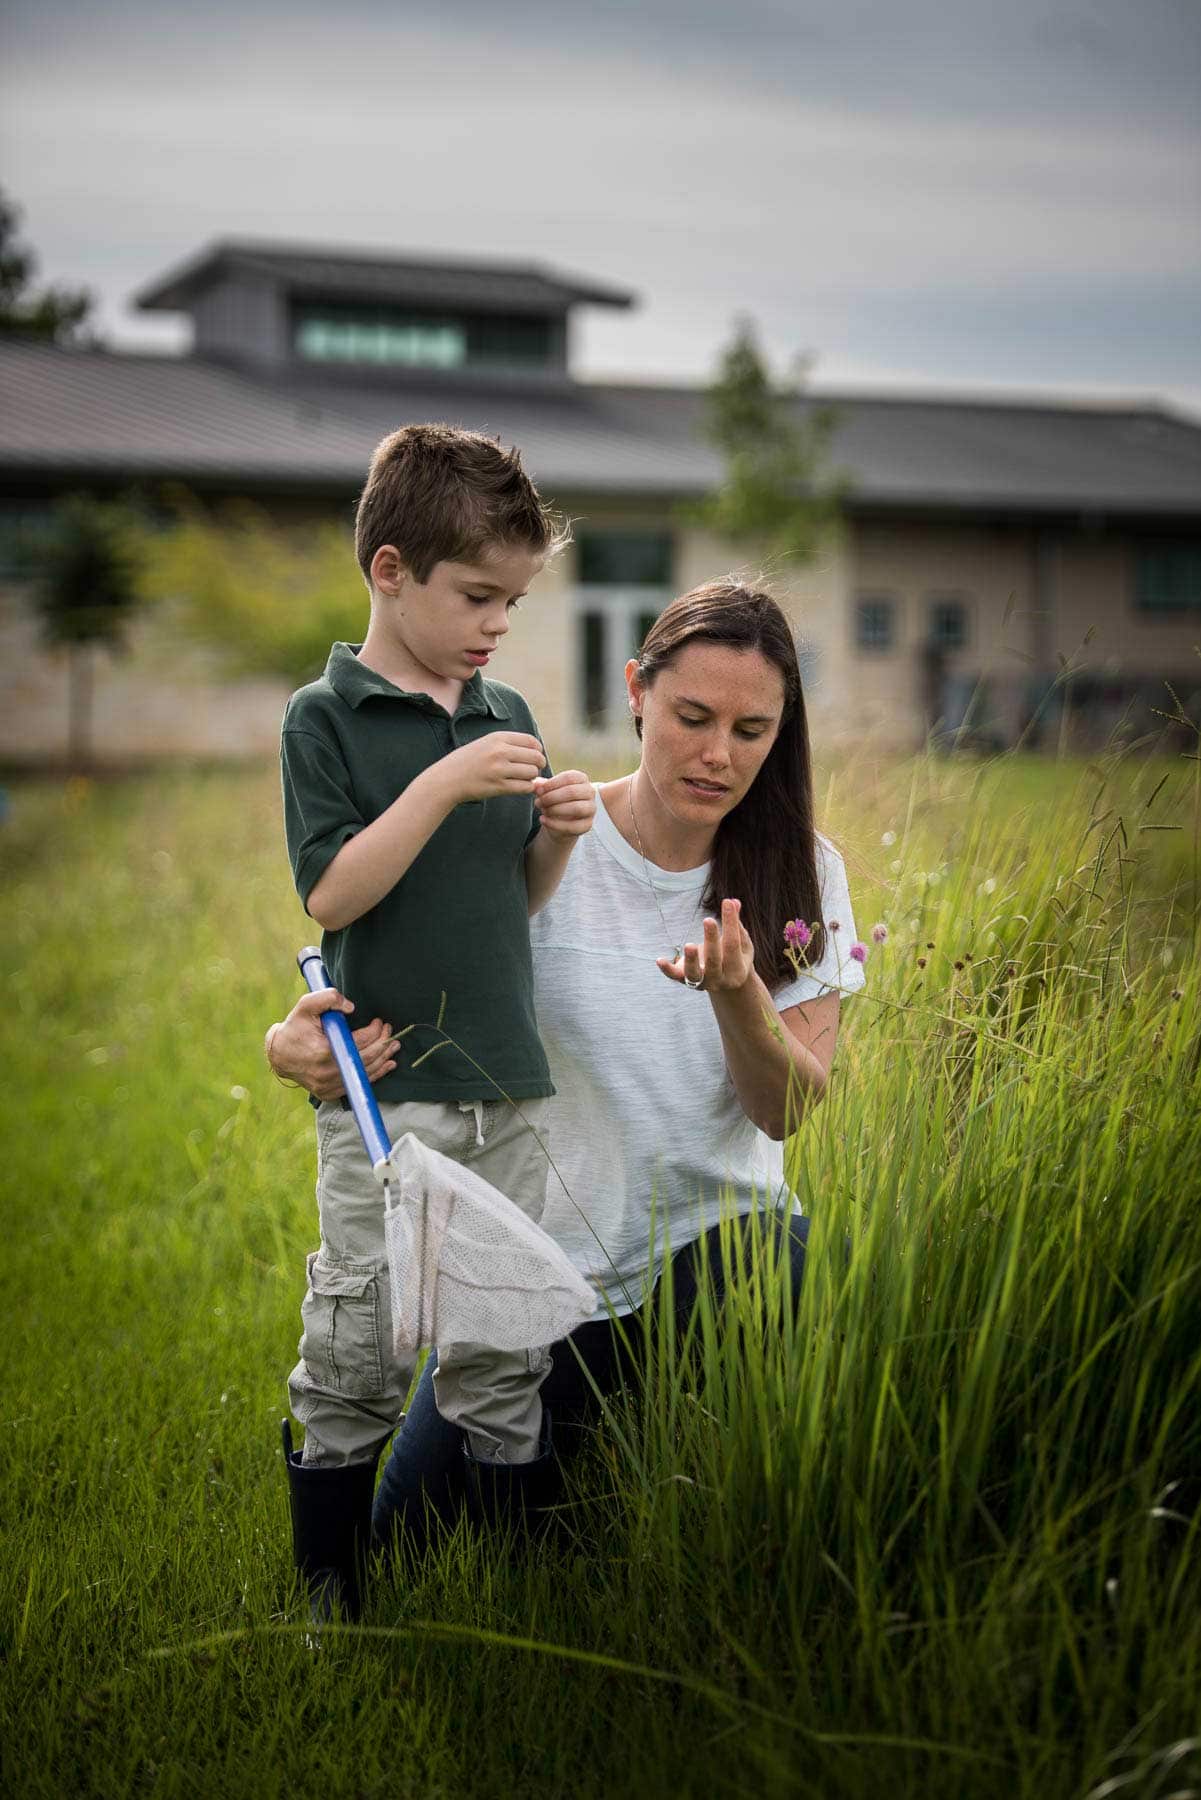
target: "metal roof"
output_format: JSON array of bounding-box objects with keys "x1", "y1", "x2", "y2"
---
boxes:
[
  {"x1": 2, "y1": 340, "x2": 1200, "y2": 518},
  {"x1": 135, "y1": 240, "x2": 635, "y2": 316}
]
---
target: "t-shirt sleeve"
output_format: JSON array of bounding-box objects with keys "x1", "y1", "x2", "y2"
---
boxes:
[
  {"x1": 772, "y1": 835, "x2": 867, "y2": 1008},
  {"x1": 280, "y1": 723, "x2": 365, "y2": 911}
]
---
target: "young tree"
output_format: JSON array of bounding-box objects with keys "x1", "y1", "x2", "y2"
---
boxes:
[
  {"x1": 33, "y1": 497, "x2": 146, "y2": 769},
  {"x1": 0, "y1": 189, "x2": 93, "y2": 344},
  {"x1": 688, "y1": 316, "x2": 843, "y2": 565}
]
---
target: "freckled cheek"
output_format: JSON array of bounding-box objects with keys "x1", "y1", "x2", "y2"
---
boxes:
[{"x1": 734, "y1": 747, "x2": 770, "y2": 791}]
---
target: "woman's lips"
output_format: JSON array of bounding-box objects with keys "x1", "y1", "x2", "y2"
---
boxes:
[{"x1": 683, "y1": 777, "x2": 728, "y2": 797}]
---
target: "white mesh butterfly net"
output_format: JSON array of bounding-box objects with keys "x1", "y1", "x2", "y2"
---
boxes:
[{"x1": 383, "y1": 1132, "x2": 597, "y2": 1354}]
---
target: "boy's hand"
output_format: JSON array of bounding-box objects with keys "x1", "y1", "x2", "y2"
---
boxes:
[
  {"x1": 441, "y1": 732, "x2": 546, "y2": 804},
  {"x1": 265, "y1": 989, "x2": 398, "y2": 1100},
  {"x1": 533, "y1": 771, "x2": 595, "y2": 840}
]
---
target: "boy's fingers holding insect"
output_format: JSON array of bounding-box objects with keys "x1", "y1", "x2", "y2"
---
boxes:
[
  {"x1": 444, "y1": 732, "x2": 545, "y2": 801},
  {"x1": 533, "y1": 769, "x2": 588, "y2": 795},
  {"x1": 494, "y1": 732, "x2": 546, "y2": 773}
]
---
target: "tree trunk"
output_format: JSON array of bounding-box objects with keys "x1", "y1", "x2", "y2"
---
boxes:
[{"x1": 67, "y1": 641, "x2": 94, "y2": 771}]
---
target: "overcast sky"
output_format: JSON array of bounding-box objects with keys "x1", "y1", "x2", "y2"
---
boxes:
[{"x1": 3, "y1": 0, "x2": 1199, "y2": 414}]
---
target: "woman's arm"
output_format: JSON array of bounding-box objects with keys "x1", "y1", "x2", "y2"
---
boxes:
[
  {"x1": 712, "y1": 982, "x2": 839, "y2": 1140},
  {"x1": 657, "y1": 897, "x2": 841, "y2": 1140}
]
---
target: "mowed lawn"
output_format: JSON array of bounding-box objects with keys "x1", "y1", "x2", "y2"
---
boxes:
[{"x1": 1, "y1": 747, "x2": 1199, "y2": 1800}]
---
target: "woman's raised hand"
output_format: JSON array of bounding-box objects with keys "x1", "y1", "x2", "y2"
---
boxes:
[
  {"x1": 265, "y1": 988, "x2": 398, "y2": 1100},
  {"x1": 656, "y1": 897, "x2": 754, "y2": 994}
]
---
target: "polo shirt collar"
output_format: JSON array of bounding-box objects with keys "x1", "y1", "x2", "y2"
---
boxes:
[{"x1": 324, "y1": 642, "x2": 511, "y2": 719}]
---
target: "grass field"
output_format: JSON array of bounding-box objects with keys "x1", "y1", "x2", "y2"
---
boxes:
[{"x1": 2, "y1": 744, "x2": 1199, "y2": 1799}]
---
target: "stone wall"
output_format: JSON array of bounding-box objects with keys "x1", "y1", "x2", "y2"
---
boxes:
[{"x1": 0, "y1": 583, "x2": 292, "y2": 765}]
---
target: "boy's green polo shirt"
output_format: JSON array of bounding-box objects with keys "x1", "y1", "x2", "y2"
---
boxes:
[{"x1": 281, "y1": 642, "x2": 553, "y2": 1104}]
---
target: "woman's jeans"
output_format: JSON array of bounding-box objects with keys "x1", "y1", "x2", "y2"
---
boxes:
[{"x1": 371, "y1": 1208, "x2": 810, "y2": 1551}]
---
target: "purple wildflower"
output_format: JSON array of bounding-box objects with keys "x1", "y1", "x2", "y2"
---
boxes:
[
  {"x1": 828, "y1": 919, "x2": 841, "y2": 932},
  {"x1": 784, "y1": 918, "x2": 812, "y2": 950},
  {"x1": 871, "y1": 922, "x2": 888, "y2": 944},
  {"x1": 849, "y1": 941, "x2": 868, "y2": 963}
]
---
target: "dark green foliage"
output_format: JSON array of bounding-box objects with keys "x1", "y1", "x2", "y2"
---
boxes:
[
  {"x1": 29, "y1": 495, "x2": 147, "y2": 766},
  {"x1": 0, "y1": 189, "x2": 93, "y2": 343},
  {"x1": 32, "y1": 496, "x2": 145, "y2": 649}
]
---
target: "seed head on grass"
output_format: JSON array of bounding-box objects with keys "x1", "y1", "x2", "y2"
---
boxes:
[{"x1": 871, "y1": 922, "x2": 888, "y2": 944}]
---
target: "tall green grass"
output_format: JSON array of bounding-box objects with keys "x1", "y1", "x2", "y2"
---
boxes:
[{"x1": 1, "y1": 745, "x2": 1198, "y2": 1799}]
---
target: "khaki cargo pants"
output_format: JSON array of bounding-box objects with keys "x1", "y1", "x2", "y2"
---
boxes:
[{"x1": 288, "y1": 1095, "x2": 554, "y2": 1469}]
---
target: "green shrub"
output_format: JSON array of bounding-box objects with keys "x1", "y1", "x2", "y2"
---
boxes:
[{"x1": 144, "y1": 500, "x2": 368, "y2": 685}]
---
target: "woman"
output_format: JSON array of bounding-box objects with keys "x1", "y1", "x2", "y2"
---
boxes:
[{"x1": 267, "y1": 581, "x2": 865, "y2": 1544}]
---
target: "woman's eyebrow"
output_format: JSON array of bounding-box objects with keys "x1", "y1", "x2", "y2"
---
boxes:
[{"x1": 676, "y1": 695, "x2": 777, "y2": 725}]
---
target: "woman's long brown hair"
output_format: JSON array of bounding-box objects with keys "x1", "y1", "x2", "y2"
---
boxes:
[{"x1": 634, "y1": 580, "x2": 825, "y2": 992}]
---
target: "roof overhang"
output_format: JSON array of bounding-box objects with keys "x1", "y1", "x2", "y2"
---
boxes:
[{"x1": 135, "y1": 239, "x2": 637, "y2": 316}]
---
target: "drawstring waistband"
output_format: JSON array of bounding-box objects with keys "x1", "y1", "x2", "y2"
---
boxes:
[{"x1": 459, "y1": 1099, "x2": 486, "y2": 1147}]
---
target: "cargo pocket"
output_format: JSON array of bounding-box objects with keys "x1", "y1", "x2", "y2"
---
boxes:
[
  {"x1": 315, "y1": 1101, "x2": 356, "y2": 1167},
  {"x1": 299, "y1": 1250, "x2": 385, "y2": 1398}
]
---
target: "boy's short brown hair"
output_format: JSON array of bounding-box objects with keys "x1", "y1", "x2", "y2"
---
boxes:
[{"x1": 354, "y1": 422, "x2": 569, "y2": 584}]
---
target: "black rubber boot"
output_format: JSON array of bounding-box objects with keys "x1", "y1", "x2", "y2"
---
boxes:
[
  {"x1": 462, "y1": 1412, "x2": 561, "y2": 1541},
  {"x1": 281, "y1": 1418, "x2": 378, "y2": 1624}
]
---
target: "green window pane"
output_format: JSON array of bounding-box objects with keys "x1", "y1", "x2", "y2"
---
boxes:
[
  {"x1": 1136, "y1": 543, "x2": 1201, "y2": 611},
  {"x1": 577, "y1": 531, "x2": 674, "y2": 586},
  {"x1": 292, "y1": 305, "x2": 467, "y2": 368},
  {"x1": 581, "y1": 612, "x2": 607, "y2": 726},
  {"x1": 929, "y1": 597, "x2": 968, "y2": 649},
  {"x1": 635, "y1": 610, "x2": 660, "y2": 653},
  {"x1": 855, "y1": 596, "x2": 895, "y2": 650},
  {"x1": 466, "y1": 315, "x2": 552, "y2": 367}
]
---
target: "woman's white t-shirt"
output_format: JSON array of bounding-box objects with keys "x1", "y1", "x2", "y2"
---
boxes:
[{"x1": 530, "y1": 790, "x2": 865, "y2": 1314}]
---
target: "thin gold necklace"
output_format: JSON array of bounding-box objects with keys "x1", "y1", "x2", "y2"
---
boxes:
[{"x1": 627, "y1": 778, "x2": 687, "y2": 960}]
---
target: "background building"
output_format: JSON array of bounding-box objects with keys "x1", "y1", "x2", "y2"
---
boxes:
[{"x1": 3, "y1": 237, "x2": 1200, "y2": 761}]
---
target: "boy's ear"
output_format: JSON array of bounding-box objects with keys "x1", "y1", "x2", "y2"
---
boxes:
[{"x1": 370, "y1": 544, "x2": 410, "y2": 594}]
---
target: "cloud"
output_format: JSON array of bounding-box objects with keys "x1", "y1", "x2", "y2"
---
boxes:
[{"x1": 2, "y1": 0, "x2": 1197, "y2": 409}]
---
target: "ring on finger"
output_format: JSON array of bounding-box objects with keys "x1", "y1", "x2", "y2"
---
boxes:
[{"x1": 683, "y1": 973, "x2": 704, "y2": 989}]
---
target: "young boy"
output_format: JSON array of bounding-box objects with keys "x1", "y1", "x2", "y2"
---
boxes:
[{"x1": 278, "y1": 423, "x2": 594, "y2": 1619}]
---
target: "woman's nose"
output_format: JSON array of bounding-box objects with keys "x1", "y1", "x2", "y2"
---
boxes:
[{"x1": 700, "y1": 734, "x2": 731, "y2": 768}]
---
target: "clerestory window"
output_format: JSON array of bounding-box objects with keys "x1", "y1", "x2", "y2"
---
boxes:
[{"x1": 292, "y1": 303, "x2": 553, "y2": 371}]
